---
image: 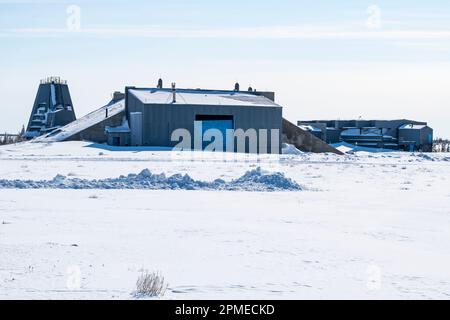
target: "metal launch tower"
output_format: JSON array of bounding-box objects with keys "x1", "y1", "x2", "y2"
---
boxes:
[{"x1": 25, "y1": 77, "x2": 76, "y2": 139}]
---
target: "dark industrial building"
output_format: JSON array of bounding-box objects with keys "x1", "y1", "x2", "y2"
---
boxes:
[
  {"x1": 26, "y1": 78, "x2": 351, "y2": 155},
  {"x1": 26, "y1": 78, "x2": 433, "y2": 153},
  {"x1": 25, "y1": 77, "x2": 76, "y2": 139},
  {"x1": 35, "y1": 80, "x2": 340, "y2": 154},
  {"x1": 105, "y1": 84, "x2": 284, "y2": 153},
  {"x1": 298, "y1": 119, "x2": 433, "y2": 152}
]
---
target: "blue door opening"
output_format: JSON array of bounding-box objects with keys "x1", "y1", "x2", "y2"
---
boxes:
[{"x1": 195, "y1": 115, "x2": 234, "y2": 151}]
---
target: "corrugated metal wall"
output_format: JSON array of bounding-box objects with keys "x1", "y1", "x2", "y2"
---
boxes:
[{"x1": 127, "y1": 94, "x2": 282, "y2": 154}]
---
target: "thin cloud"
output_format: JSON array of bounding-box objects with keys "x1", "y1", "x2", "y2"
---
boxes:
[{"x1": 2, "y1": 25, "x2": 450, "y2": 40}]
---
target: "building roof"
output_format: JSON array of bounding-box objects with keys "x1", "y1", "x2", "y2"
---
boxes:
[
  {"x1": 399, "y1": 124, "x2": 428, "y2": 130},
  {"x1": 106, "y1": 117, "x2": 130, "y2": 133},
  {"x1": 298, "y1": 125, "x2": 322, "y2": 132},
  {"x1": 128, "y1": 88, "x2": 281, "y2": 108}
]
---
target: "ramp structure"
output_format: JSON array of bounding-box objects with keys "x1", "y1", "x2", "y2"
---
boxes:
[
  {"x1": 34, "y1": 98, "x2": 125, "y2": 143},
  {"x1": 25, "y1": 77, "x2": 76, "y2": 139},
  {"x1": 282, "y1": 118, "x2": 343, "y2": 155}
]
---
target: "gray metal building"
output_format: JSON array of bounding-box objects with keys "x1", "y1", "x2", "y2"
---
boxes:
[
  {"x1": 107, "y1": 85, "x2": 283, "y2": 153},
  {"x1": 27, "y1": 78, "x2": 341, "y2": 154},
  {"x1": 298, "y1": 119, "x2": 433, "y2": 152},
  {"x1": 398, "y1": 124, "x2": 433, "y2": 152}
]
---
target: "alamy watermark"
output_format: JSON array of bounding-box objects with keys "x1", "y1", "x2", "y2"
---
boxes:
[
  {"x1": 66, "y1": 5, "x2": 81, "y2": 32},
  {"x1": 171, "y1": 124, "x2": 280, "y2": 154},
  {"x1": 366, "y1": 5, "x2": 382, "y2": 30},
  {"x1": 366, "y1": 264, "x2": 382, "y2": 291},
  {"x1": 66, "y1": 265, "x2": 81, "y2": 290},
  {"x1": 169, "y1": 125, "x2": 283, "y2": 171}
]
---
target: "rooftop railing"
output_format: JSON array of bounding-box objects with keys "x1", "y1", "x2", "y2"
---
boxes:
[{"x1": 40, "y1": 77, "x2": 67, "y2": 85}]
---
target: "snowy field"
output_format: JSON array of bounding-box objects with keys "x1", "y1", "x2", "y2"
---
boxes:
[{"x1": 1, "y1": 141, "x2": 450, "y2": 299}]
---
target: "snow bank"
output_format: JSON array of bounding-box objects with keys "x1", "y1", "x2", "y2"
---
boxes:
[
  {"x1": 332, "y1": 142, "x2": 395, "y2": 154},
  {"x1": 282, "y1": 143, "x2": 303, "y2": 155},
  {"x1": 0, "y1": 167, "x2": 302, "y2": 192}
]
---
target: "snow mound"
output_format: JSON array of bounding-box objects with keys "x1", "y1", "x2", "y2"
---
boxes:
[
  {"x1": 409, "y1": 153, "x2": 450, "y2": 162},
  {"x1": 0, "y1": 167, "x2": 302, "y2": 192},
  {"x1": 282, "y1": 143, "x2": 304, "y2": 155},
  {"x1": 413, "y1": 153, "x2": 435, "y2": 161},
  {"x1": 331, "y1": 142, "x2": 395, "y2": 154},
  {"x1": 229, "y1": 167, "x2": 302, "y2": 191}
]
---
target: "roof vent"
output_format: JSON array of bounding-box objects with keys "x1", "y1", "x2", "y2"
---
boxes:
[
  {"x1": 171, "y1": 82, "x2": 176, "y2": 103},
  {"x1": 248, "y1": 86, "x2": 253, "y2": 92},
  {"x1": 234, "y1": 82, "x2": 240, "y2": 91},
  {"x1": 157, "y1": 78, "x2": 163, "y2": 89}
]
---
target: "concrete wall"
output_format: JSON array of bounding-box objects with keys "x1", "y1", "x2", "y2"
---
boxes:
[
  {"x1": 282, "y1": 118, "x2": 343, "y2": 155},
  {"x1": 67, "y1": 111, "x2": 125, "y2": 143},
  {"x1": 107, "y1": 131, "x2": 130, "y2": 146}
]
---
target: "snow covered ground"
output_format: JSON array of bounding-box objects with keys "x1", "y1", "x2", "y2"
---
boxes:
[{"x1": 1, "y1": 141, "x2": 450, "y2": 299}]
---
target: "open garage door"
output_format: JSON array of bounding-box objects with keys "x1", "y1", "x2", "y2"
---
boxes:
[{"x1": 195, "y1": 115, "x2": 234, "y2": 151}]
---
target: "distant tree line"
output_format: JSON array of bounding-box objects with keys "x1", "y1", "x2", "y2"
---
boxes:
[
  {"x1": 433, "y1": 138, "x2": 450, "y2": 153},
  {"x1": 0, "y1": 126, "x2": 25, "y2": 145}
]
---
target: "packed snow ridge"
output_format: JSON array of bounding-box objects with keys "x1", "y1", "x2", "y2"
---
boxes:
[{"x1": 0, "y1": 167, "x2": 302, "y2": 192}]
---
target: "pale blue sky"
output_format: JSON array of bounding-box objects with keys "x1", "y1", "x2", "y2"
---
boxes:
[{"x1": 1, "y1": 0, "x2": 450, "y2": 137}]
